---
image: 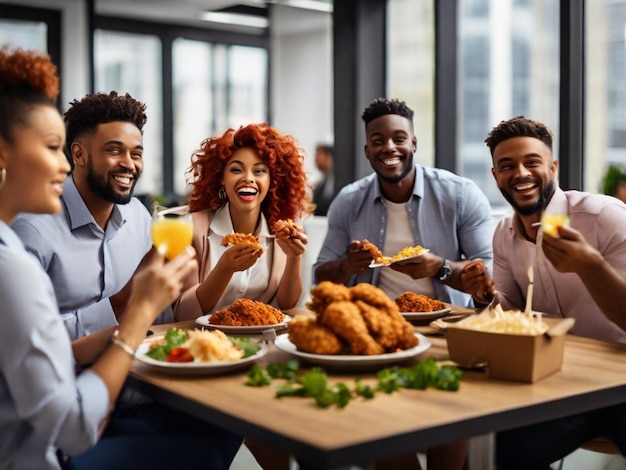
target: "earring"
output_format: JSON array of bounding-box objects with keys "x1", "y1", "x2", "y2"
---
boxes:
[
  {"x1": 218, "y1": 186, "x2": 227, "y2": 199},
  {"x1": 0, "y1": 168, "x2": 5, "y2": 190}
]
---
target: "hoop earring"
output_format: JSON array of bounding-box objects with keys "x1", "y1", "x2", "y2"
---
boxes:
[
  {"x1": 0, "y1": 168, "x2": 5, "y2": 190},
  {"x1": 218, "y1": 186, "x2": 227, "y2": 199}
]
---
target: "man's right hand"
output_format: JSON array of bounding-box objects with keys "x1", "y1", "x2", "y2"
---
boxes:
[{"x1": 460, "y1": 259, "x2": 495, "y2": 303}]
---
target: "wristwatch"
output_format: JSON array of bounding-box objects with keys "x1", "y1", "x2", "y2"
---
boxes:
[{"x1": 434, "y1": 258, "x2": 452, "y2": 281}]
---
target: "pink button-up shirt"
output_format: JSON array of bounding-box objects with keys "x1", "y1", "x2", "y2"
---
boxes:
[{"x1": 493, "y1": 188, "x2": 626, "y2": 344}]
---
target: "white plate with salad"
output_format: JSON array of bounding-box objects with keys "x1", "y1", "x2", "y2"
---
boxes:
[{"x1": 135, "y1": 328, "x2": 268, "y2": 376}]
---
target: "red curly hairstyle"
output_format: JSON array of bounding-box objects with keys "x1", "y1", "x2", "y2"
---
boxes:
[{"x1": 186, "y1": 123, "x2": 311, "y2": 230}]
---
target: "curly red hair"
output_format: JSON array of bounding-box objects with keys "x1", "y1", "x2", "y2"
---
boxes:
[{"x1": 186, "y1": 123, "x2": 311, "y2": 230}]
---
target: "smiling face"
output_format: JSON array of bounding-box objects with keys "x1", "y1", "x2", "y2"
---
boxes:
[
  {"x1": 364, "y1": 114, "x2": 417, "y2": 185},
  {"x1": 491, "y1": 136, "x2": 558, "y2": 216},
  {"x1": 72, "y1": 121, "x2": 143, "y2": 205},
  {"x1": 221, "y1": 147, "x2": 270, "y2": 215},
  {"x1": 0, "y1": 105, "x2": 70, "y2": 223}
]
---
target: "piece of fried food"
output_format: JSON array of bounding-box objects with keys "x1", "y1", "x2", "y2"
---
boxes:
[
  {"x1": 306, "y1": 281, "x2": 351, "y2": 314},
  {"x1": 221, "y1": 233, "x2": 263, "y2": 253},
  {"x1": 287, "y1": 316, "x2": 344, "y2": 355},
  {"x1": 210, "y1": 298, "x2": 284, "y2": 326},
  {"x1": 361, "y1": 240, "x2": 392, "y2": 265},
  {"x1": 395, "y1": 292, "x2": 446, "y2": 312},
  {"x1": 273, "y1": 219, "x2": 301, "y2": 238},
  {"x1": 318, "y1": 300, "x2": 384, "y2": 355}
]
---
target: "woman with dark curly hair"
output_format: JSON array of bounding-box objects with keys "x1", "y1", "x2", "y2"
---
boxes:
[{"x1": 173, "y1": 123, "x2": 311, "y2": 320}]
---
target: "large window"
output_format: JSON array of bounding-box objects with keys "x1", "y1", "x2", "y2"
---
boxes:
[
  {"x1": 94, "y1": 30, "x2": 163, "y2": 196},
  {"x1": 172, "y1": 39, "x2": 268, "y2": 195},
  {"x1": 458, "y1": 0, "x2": 560, "y2": 206},
  {"x1": 0, "y1": 18, "x2": 46, "y2": 50},
  {"x1": 387, "y1": 0, "x2": 435, "y2": 168},
  {"x1": 586, "y1": 0, "x2": 626, "y2": 195}
]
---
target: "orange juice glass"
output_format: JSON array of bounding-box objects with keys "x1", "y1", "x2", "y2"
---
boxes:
[{"x1": 151, "y1": 207, "x2": 193, "y2": 260}]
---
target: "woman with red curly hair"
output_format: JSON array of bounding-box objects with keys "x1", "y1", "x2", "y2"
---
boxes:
[{"x1": 173, "y1": 123, "x2": 311, "y2": 320}]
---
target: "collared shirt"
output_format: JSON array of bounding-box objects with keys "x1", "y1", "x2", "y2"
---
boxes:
[
  {"x1": 207, "y1": 204, "x2": 273, "y2": 312},
  {"x1": 493, "y1": 187, "x2": 626, "y2": 344},
  {"x1": 314, "y1": 164, "x2": 494, "y2": 306},
  {"x1": 0, "y1": 221, "x2": 109, "y2": 469},
  {"x1": 11, "y1": 176, "x2": 153, "y2": 340}
]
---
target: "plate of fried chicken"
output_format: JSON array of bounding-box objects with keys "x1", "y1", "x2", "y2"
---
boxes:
[
  {"x1": 282, "y1": 281, "x2": 432, "y2": 367},
  {"x1": 275, "y1": 332, "x2": 431, "y2": 367},
  {"x1": 395, "y1": 292, "x2": 451, "y2": 321}
]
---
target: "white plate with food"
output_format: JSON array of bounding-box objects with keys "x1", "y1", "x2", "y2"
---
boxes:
[
  {"x1": 401, "y1": 308, "x2": 452, "y2": 321},
  {"x1": 195, "y1": 314, "x2": 291, "y2": 333},
  {"x1": 369, "y1": 249, "x2": 430, "y2": 268},
  {"x1": 135, "y1": 336, "x2": 268, "y2": 376},
  {"x1": 274, "y1": 332, "x2": 431, "y2": 368}
]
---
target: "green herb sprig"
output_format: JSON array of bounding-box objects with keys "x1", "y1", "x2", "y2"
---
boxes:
[{"x1": 245, "y1": 358, "x2": 462, "y2": 408}]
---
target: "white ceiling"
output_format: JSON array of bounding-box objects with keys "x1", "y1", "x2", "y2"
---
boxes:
[{"x1": 95, "y1": 0, "x2": 332, "y2": 35}]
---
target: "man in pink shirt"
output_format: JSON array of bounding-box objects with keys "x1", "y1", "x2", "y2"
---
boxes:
[{"x1": 464, "y1": 116, "x2": 626, "y2": 468}]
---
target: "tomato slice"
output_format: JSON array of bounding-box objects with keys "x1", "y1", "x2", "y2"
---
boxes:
[{"x1": 166, "y1": 347, "x2": 193, "y2": 362}]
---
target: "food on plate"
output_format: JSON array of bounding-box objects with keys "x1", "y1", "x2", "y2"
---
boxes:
[
  {"x1": 145, "y1": 328, "x2": 260, "y2": 363},
  {"x1": 210, "y1": 298, "x2": 285, "y2": 326},
  {"x1": 287, "y1": 316, "x2": 344, "y2": 355},
  {"x1": 293, "y1": 281, "x2": 419, "y2": 355},
  {"x1": 221, "y1": 233, "x2": 263, "y2": 252},
  {"x1": 540, "y1": 213, "x2": 570, "y2": 237},
  {"x1": 390, "y1": 244, "x2": 429, "y2": 262},
  {"x1": 454, "y1": 304, "x2": 549, "y2": 335},
  {"x1": 362, "y1": 241, "x2": 428, "y2": 265},
  {"x1": 395, "y1": 292, "x2": 446, "y2": 312},
  {"x1": 273, "y1": 219, "x2": 301, "y2": 238}
]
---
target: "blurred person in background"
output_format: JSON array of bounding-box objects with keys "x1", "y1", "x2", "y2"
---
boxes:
[{"x1": 312, "y1": 142, "x2": 334, "y2": 216}]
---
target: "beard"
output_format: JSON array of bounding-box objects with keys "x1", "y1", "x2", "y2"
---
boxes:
[
  {"x1": 85, "y1": 154, "x2": 139, "y2": 205},
  {"x1": 376, "y1": 152, "x2": 415, "y2": 184},
  {"x1": 500, "y1": 179, "x2": 556, "y2": 216}
]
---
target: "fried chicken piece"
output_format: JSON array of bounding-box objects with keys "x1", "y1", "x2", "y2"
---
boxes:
[
  {"x1": 354, "y1": 300, "x2": 418, "y2": 351},
  {"x1": 287, "y1": 316, "x2": 344, "y2": 355},
  {"x1": 210, "y1": 298, "x2": 284, "y2": 326},
  {"x1": 395, "y1": 292, "x2": 446, "y2": 312},
  {"x1": 306, "y1": 281, "x2": 351, "y2": 314},
  {"x1": 221, "y1": 233, "x2": 263, "y2": 253},
  {"x1": 318, "y1": 301, "x2": 384, "y2": 355},
  {"x1": 273, "y1": 219, "x2": 301, "y2": 238},
  {"x1": 361, "y1": 240, "x2": 391, "y2": 265},
  {"x1": 350, "y1": 283, "x2": 397, "y2": 310}
]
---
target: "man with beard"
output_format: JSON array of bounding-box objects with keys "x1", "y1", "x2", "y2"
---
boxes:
[
  {"x1": 460, "y1": 115, "x2": 626, "y2": 470},
  {"x1": 315, "y1": 97, "x2": 493, "y2": 308},
  {"x1": 469, "y1": 115, "x2": 626, "y2": 344},
  {"x1": 314, "y1": 98, "x2": 493, "y2": 470},
  {"x1": 12, "y1": 91, "x2": 166, "y2": 341}
]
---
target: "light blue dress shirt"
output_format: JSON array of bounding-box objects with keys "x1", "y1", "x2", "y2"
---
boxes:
[
  {"x1": 11, "y1": 177, "x2": 154, "y2": 340},
  {"x1": 0, "y1": 221, "x2": 109, "y2": 470},
  {"x1": 314, "y1": 164, "x2": 494, "y2": 307}
]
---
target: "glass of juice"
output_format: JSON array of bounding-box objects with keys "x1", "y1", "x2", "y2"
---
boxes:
[{"x1": 151, "y1": 205, "x2": 193, "y2": 260}]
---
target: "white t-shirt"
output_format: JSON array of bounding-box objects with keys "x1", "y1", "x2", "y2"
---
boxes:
[
  {"x1": 378, "y1": 199, "x2": 436, "y2": 301},
  {"x1": 207, "y1": 205, "x2": 273, "y2": 312}
]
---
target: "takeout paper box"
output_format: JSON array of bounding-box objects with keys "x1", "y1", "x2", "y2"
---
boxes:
[{"x1": 445, "y1": 317, "x2": 574, "y2": 383}]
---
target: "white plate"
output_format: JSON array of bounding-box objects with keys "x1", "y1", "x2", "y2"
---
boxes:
[
  {"x1": 195, "y1": 314, "x2": 291, "y2": 333},
  {"x1": 369, "y1": 249, "x2": 430, "y2": 268},
  {"x1": 401, "y1": 308, "x2": 452, "y2": 321},
  {"x1": 274, "y1": 332, "x2": 431, "y2": 368},
  {"x1": 135, "y1": 337, "x2": 268, "y2": 376}
]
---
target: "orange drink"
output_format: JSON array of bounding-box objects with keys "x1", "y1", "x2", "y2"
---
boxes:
[{"x1": 151, "y1": 208, "x2": 193, "y2": 259}]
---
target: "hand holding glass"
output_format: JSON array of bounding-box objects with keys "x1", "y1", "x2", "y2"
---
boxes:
[{"x1": 151, "y1": 206, "x2": 193, "y2": 260}]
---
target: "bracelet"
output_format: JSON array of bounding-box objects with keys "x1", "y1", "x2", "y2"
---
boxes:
[{"x1": 110, "y1": 329, "x2": 136, "y2": 357}]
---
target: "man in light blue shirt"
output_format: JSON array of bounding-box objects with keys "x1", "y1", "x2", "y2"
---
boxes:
[
  {"x1": 12, "y1": 91, "x2": 170, "y2": 341},
  {"x1": 315, "y1": 97, "x2": 494, "y2": 308}
]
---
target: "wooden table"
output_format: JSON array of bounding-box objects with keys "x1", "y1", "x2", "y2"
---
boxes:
[{"x1": 128, "y1": 314, "x2": 626, "y2": 469}]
